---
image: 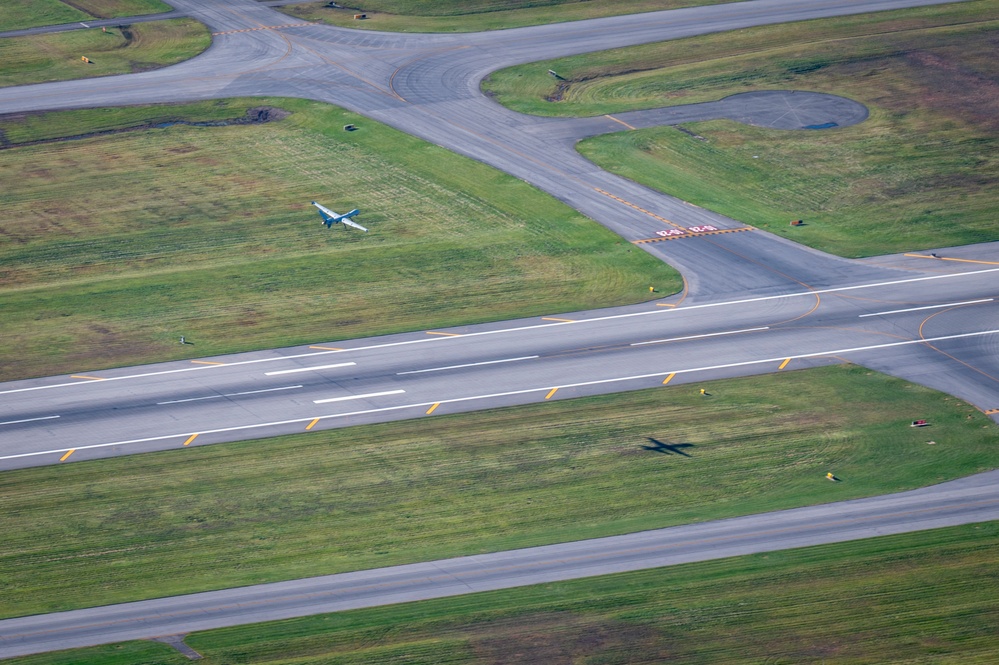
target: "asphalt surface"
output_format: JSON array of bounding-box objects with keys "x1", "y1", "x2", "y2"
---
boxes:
[{"x1": 0, "y1": 0, "x2": 995, "y2": 658}]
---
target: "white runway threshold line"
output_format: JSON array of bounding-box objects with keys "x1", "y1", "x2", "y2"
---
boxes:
[{"x1": 314, "y1": 390, "x2": 405, "y2": 404}]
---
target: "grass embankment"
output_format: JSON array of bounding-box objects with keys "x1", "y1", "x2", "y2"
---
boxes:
[
  {"x1": 0, "y1": 0, "x2": 171, "y2": 32},
  {"x1": 0, "y1": 20, "x2": 211, "y2": 88},
  {"x1": 0, "y1": 99, "x2": 678, "y2": 382},
  {"x1": 1, "y1": 365, "x2": 995, "y2": 618},
  {"x1": 277, "y1": 0, "x2": 735, "y2": 33},
  {"x1": 485, "y1": 1, "x2": 999, "y2": 257},
  {"x1": 12, "y1": 522, "x2": 999, "y2": 664}
]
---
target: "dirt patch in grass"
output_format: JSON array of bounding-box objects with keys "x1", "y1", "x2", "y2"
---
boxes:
[{"x1": 467, "y1": 612, "x2": 673, "y2": 664}]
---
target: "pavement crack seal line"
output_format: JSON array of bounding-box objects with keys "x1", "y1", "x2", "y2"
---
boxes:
[
  {"x1": 5, "y1": 267, "x2": 999, "y2": 397},
  {"x1": 6, "y1": 328, "x2": 999, "y2": 464}
]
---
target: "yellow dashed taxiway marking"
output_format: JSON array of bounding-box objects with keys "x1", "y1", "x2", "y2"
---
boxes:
[
  {"x1": 190, "y1": 360, "x2": 225, "y2": 366},
  {"x1": 426, "y1": 331, "x2": 461, "y2": 337},
  {"x1": 545, "y1": 388, "x2": 559, "y2": 400},
  {"x1": 426, "y1": 402, "x2": 440, "y2": 415},
  {"x1": 542, "y1": 317, "x2": 575, "y2": 322},
  {"x1": 60, "y1": 449, "x2": 75, "y2": 462},
  {"x1": 656, "y1": 303, "x2": 677, "y2": 308},
  {"x1": 71, "y1": 375, "x2": 105, "y2": 381},
  {"x1": 305, "y1": 418, "x2": 320, "y2": 431},
  {"x1": 778, "y1": 358, "x2": 791, "y2": 370},
  {"x1": 662, "y1": 373, "x2": 676, "y2": 385},
  {"x1": 183, "y1": 434, "x2": 199, "y2": 446},
  {"x1": 309, "y1": 346, "x2": 343, "y2": 351}
]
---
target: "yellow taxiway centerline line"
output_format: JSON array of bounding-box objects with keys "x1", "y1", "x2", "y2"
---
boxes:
[
  {"x1": 426, "y1": 402, "x2": 440, "y2": 415},
  {"x1": 59, "y1": 449, "x2": 75, "y2": 462},
  {"x1": 70, "y1": 375, "x2": 105, "y2": 381},
  {"x1": 903, "y1": 253, "x2": 999, "y2": 266},
  {"x1": 542, "y1": 317, "x2": 575, "y2": 322},
  {"x1": 604, "y1": 114, "x2": 637, "y2": 130},
  {"x1": 183, "y1": 434, "x2": 199, "y2": 446},
  {"x1": 305, "y1": 418, "x2": 320, "y2": 431},
  {"x1": 656, "y1": 303, "x2": 677, "y2": 308},
  {"x1": 309, "y1": 346, "x2": 343, "y2": 351},
  {"x1": 426, "y1": 331, "x2": 461, "y2": 337},
  {"x1": 190, "y1": 360, "x2": 225, "y2": 366}
]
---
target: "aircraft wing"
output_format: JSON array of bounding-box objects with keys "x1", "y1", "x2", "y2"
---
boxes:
[{"x1": 341, "y1": 217, "x2": 369, "y2": 232}]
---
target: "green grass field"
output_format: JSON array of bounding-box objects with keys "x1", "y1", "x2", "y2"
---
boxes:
[
  {"x1": 8, "y1": 523, "x2": 999, "y2": 664},
  {"x1": 277, "y1": 0, "x2": 736, "y2": 33},
  {"x1": 0, "y1": 19, "x2": 210, "y2": 88},
  {"x1": 0, "y1": 0, "x2": 171, "y2": 31},
  {"x1": 2, "y1": 365, "x2": 995, "y2": 619},
  {"x1": 485, "y1": 1, "x2": 999, "y2": 257},
  {"x1": 0, "y1": 99, "x2": 678, "y2": 382}
]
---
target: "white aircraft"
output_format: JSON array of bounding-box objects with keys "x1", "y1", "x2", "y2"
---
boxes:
[{"x1": 312, "y1": 201, "x2": 368, "y2": 232}]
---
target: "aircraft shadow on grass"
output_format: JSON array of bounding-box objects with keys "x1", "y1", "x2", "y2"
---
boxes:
[{"x1": 642, "y1": 437, "x2": 694, "y2": 457}]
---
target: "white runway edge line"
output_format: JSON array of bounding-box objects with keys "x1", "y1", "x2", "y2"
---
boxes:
[
  {"x1": 314, "y1": 390, "x2": 405, "y2": 404},
  {"x1": 0, "y1": 415, "x2": 59, "y2": 426},
  {"x1": 157, "y1": 385, "x2": 303, "y2": 405},
  {"x1": 397, "y1": 356, "x2": 538, "y2": 375},
  {"x1": 3, "y1": 267, "x2": 998, "y2": 396},
  {"x1": 632, "y1": 327, "x2": 768, "y2": 346},
  {"x1": 4, "y1": 327, "x2": 999, "y2": 464},
  {"x1": 265, "y1": 362, "x2": 356, "y2": 376},
  {"x1": 858, "y1": 298, "x2": 994, "y2": 318}
]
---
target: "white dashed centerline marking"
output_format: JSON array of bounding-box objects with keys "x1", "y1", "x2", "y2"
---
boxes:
[
  {"x1": 265, "y1": 362, "x2": 356, "y2": 376},
  {"x1": 157, "y1": 385, "x2": 303, "y2": 405},
  {"x1": 314, "y1": 390, "x2": 405, "y2": 404},
  {"x1": 0, "y1": 415, "x2": 60, "y2": 426},
  {"x1": 858, "y1": 299, "x2": 993, "y2": 318},
  {"x1": 632, "y1": 327, "x2": 769, "y2": 346},
  {"x1": 397, "y1": 356, "x2": 538, "y2": 375}
]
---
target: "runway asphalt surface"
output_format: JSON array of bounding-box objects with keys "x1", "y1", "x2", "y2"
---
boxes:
[{"x1": 0, "y1": 0, "x2": 995, "y2": 658}]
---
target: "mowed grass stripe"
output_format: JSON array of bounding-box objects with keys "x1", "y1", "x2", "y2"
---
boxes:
[
  {"x1": 0, "y1": 365, "x2": 995, "y2": 619},
  {"x1": 0, "y1": 98, "x2": 678, "y2": 382}
]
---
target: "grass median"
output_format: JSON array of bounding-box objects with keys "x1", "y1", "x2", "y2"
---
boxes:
[
  {"x1": 1, "y1": 365, "x2": 996, "y2": 619},
  {"x1": 484, "y1": 1, "x2": 999, "y2": 257},
  {"x1": 0, "y1": 20, "x2": 210, "y2": 88},
  {"x1": 14, "y1": 522, "x2": 997, "y2": 664},
  {"x1": 0, "y1": 98, "x2": 677, "y2": 382},
  {"x1": 276, "y1": 0, "x2": 737, "y2": 33},
  {"x1": 0, "y1": 0, "x2": 171, "y2": 32}
]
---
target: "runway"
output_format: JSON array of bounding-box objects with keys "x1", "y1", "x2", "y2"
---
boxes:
[
  {"x1": 2, "y1": 255, "x2": 998, "y2": 470},
  {"x1": 0, "y1": 0, "x2": 995, "y2": 658}
]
